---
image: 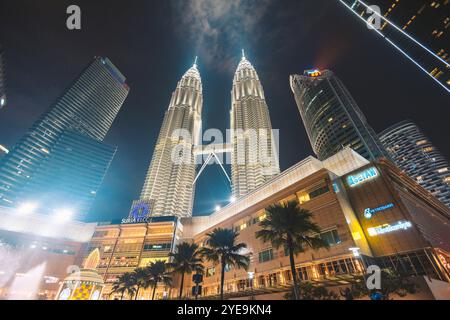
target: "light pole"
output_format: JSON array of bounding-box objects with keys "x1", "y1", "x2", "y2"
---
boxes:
[
  {"x1": 349, "y1": 247, "x2": 367, "y2": 271},
  {"x1": 248, "y1": 271, "x2": 255, "y2": 300}
]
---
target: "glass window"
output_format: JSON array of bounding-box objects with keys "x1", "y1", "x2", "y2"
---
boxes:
[
  {"x1": 309, "y1": 185, "x2": 329, "y2": 199},
  {"x1": 259, "y1": 249, "x2": 274, "y2": 263},
  {"x1": 143, "y1": 243, "x2": 171, "y2": 251},
  {"x1": 319, "y1": 229, "x2": 341, "y2": 246}
]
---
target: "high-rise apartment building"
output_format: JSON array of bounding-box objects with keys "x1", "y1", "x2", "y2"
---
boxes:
[
  {"x1": 379, "y1": 120, "x2": 450, "y2": 209},
  {"x1": 290, "y1": 69, "x2": 389, "y2": 162},
  {"x1": 0, "y1": 57, "x2": 129, "y2": 218},
  {"x1": 230, "y1": 53, "x2": 280, "y2": 198},
  {"x1": 134, "y1": 61, "x2": 202, "y2": 218},
  {"x1": 338, "y1": 0, "x2": 450, "y2": 92}
]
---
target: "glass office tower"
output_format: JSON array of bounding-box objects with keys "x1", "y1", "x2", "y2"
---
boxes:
[
  {"x1": 379, "y1": 120, "x2": 450, "y2": 208},
  {"x1": 290, "y1": 69, "x2": 389, "y2": 161},
  {"x1": 20, "y1": 130, "x2": 117, "y2": 220},
  {"x1": 0, "y1": 57, "x2": 129, "y2": 218}
]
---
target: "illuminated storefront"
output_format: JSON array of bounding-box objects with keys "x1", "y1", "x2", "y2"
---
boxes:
[
  {"x1": 177, "y1": 150, "x2": 450, "y2": 299},
  {"x1": 77, "y1": 216, "x2": 181, "y2": 299},
  {"x1": 77, "y1": 149, "x2": 450, "y2": 299}
]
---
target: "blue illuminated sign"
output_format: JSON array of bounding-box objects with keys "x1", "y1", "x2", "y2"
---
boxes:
[
  {"x1": 364, "y1": 203, "x2": 394, "y2": 219},
  {"x1": 130, "y1": 203, "x2": 150, "y2": 219},
  {"x1": 347, "y1": 167, "x2": 378, "y2": 187},
  {"x1": 121, "y1": 202, "x2": 152, "y2": 224}
]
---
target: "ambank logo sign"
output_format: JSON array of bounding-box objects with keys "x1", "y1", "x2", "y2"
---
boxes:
[{"x1": 347, "y1": 167, "x2": 378, "y2": 187}]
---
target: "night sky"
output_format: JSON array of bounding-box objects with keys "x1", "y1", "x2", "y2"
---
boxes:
[{"x1": 0, "y1": 0, "x2": 448, "y2": 222}]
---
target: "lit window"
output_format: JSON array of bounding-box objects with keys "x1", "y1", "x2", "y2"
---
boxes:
[
  {"x1": 416, "y1": 140, "x2": 427, "y2": 146},
  {"x1": 206, "y1": 267, "x2": 215, "y2": 277},
  {"x1": 298, "y1": 193, "x2": 310, "y2": 204}
]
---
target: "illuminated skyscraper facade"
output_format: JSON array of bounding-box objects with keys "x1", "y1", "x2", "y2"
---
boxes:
[
  {"x1": 290, "y1": 69, "x2": 389, "y2": 161},
  {"x1": 20, "y1": 130, "x2": 117, "y2": 220},
  {"x1": 230, "y1": 53, "x2": 280, "y2": 198},
  {"x1": 0, "y1": 57, "x2": 129, "y2": 217},
  {"x1": 338, "y1": 0, "x2": 450, "y2": 92},
  {"x1": 135, "y1": 61, "x2": 202, "y2": 218},
  {"x1": 379, "y1": 120, "x2": 450, "y2": 209},
  {"x1": 0, "y1": 44, "x2": 6, "y2": 108}
]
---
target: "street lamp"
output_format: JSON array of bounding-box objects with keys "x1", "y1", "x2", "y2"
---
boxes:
[
  {"x1": 349, "y1": 247, "x2": 367, "y2": 272},
  {"x1": 247, "y1": 271, "x2": 255, "y2": 300}
]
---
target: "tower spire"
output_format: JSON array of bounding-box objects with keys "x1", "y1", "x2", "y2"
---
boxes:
[
  {"x1": 194, "y1": 56, "x2": 198, "y2": 67},
  {"x1": 241, "y1": 49, "x2": 246, "y2": 60}
]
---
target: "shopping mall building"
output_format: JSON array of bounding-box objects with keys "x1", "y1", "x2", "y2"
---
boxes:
[
  {"x1": 77, "y1": 149, "x2": 450, "y2": 300},
  {"x1": 1, "y1": 149, "x2": 449, "y2": 299}
]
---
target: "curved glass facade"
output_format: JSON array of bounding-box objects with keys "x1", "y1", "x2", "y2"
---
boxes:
[
  {"x1": 290, "y1": 69, "x2": 389, "y2": 161},
  {"x1": 379, "y1": 120, "x2": 450, "y2": 208}
]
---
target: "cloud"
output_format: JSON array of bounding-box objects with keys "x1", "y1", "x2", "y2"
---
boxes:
[{"x1": 170, "y1": 0, "x2": 273, "y2": 73}]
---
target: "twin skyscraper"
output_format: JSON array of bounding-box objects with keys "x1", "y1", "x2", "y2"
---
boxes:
[{"x1": 132, "y1": 52, "x2": 280, "y2": 218}]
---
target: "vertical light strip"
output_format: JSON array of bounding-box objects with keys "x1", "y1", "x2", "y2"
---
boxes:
[
  {"x1": 338, "y1": 0, "x2": 450, "y2": 93},
  {"x1": 356, "y1": 0, "x2": 450, "y2": 68}
]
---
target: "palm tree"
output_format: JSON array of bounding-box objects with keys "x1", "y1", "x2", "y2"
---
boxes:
[
  {"x1": 147, "y1": 261, "x2": 172, "y2": 300},
  {"x1": 255, "y1": 200, "x2": 329, "y2": 300},
  {"x1": 167, "y1": 242, "x2": 204, "y2": 299},
  {"x1": 199, "y1": 228, "x2": 250, "y2": 300},
  {"x1": 110, "y1": 272, "x2": 137, "y2": 300},
  {"x1": 132, "y1": 267, "x2": 151, "y2": 300}
]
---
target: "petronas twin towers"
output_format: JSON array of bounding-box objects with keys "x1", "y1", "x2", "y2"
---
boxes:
[{"x1": 132, "y1": 53, "x2": 279, "y2": 218}]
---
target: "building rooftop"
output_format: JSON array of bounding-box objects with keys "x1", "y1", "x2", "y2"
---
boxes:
[
  {"x1": 183, "y1": 148, "x2": 369, "y2": 237},
  {"x1": 0, "y1": 206, "x2": 97, "y2": 243}
]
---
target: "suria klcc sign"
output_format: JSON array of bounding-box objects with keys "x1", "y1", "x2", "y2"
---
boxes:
[
  {"x1": 121, "y1": 202, "x2": 151, "y2": 224},
  {"x1": 364, "y1": 203, "x2": 395, "y2": 219},
  {"x1": 347, "y1": 167, "x2": 378, "y2": 187}
]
